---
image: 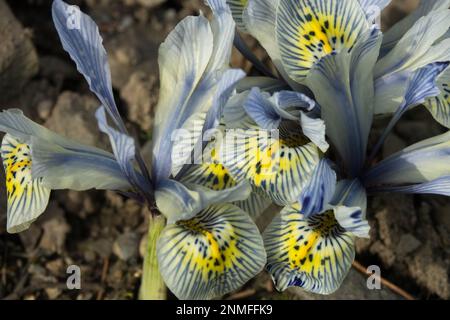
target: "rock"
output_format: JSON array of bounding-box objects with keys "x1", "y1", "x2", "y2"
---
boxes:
[
  {"x1": 136, "y1": 0, "x2": 167, "y2": 8},
  {"x1": 39, "y1": 203, "x2": 71, "y2": 254},
  {"x1": 120, "y1": 71, "x2": 158, "y2": 132},
  {"x1": 106, "y1": 23, "x2": 162, "y2": 90},
  {"x1": 37, "y1": 99, "x2": 53, "y2": 120},
  {"x1": 0, "y1": 0, "x2": 39, "y2": 104},
  {"x1": 45, "y1": 91, "x2": 110, "y2": 149},
  {"x1": 113, "y1": 232, "x2": 140, "y2": 261},
  {"x1": 45, "y1": 288, "x2": 62, "y2": 300},
  {"x1": 395, "y1": 234, "x2": 421, "y2": 257},
  {"x1": 408, "y1": 245, "x2": 449, "y2": 299},
  {"x1": 90, "y1": 238, "x2": 113, "y2": 259},
  {"x1": 45, "y1": 259, "x2": 65, "y2": 276}
]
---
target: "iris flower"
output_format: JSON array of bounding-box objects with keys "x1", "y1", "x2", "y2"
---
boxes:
[
  {"x1": 219, "y1": 0, "x2": 450, "y2": 294},
  {"x1": 2, "y1": 0, "x2": 450, "y2": 300},
  {"x1": 0, "y1": 0, "x2": 267, "y2": 300}
]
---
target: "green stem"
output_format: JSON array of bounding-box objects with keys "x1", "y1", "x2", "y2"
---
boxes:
[{"x1": 139, "y1": 214, "x2": 166, "y2": 300}]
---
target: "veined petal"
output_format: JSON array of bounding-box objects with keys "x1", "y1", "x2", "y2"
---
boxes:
[
  {"x1": 1, "y1": 135, "x2": 50, "y2": 233},
  {"x1": 152, "y1": 15, "x2": 213, "y2": 182},
  {"x1": 226, "y1": 0, "x2": 248, "y2": 31},
  {"x1": 220, "y1": 127, "x2": 321, "y2": 205},
  {"x1": 236, "y1": 76, "x2": 289, "y2": 93},
  {"x1": 424, "y1": 65, "x2": 450, "y2": 128},
  {"x1": 157, "y1": 203, "x2": 266, "y2": 300},
  {"x1": 376, "y1": 62, "x2": 448, "y2": 116},
  {"x1": 222, "y1": 91, "x2": 257, "y2": 129},
  {"x1": 375, "y1": 9, "x2": 450, "y2": 79},
  {"x1": 306, "y1": 27, "x2": 382, "y2": 176},
  {"x1": 264, "y1": 206, "x2": 355, "y2": 294},
  {"x1": 243, "y1": 88, "x2": 322, "y2": 148},
  {"x1": 331, "y1": 179, "x2": 369, "y2": 238},
  {"x1": 52, "y1": 0, "x2": 122, "y2": 129},
  {"x1": 276, "y1": 0, "x2": 370, "y2": 83},
  {"x1": 369, "y1": 175, "x2": 450, "y2": 196},
  {"x1": 243, "y1": 88, "x2": 284, "y2": 130},
  {"x1": 0, "y1": 109, "x2": 130, "y2": 191},
  {"x1": 180, "y1": 159, "x2": 271, "y2": 220},
  {"x1": 381, "y1": 0, "x2": 450, "y2": 55},
  {"x1": 155, "y1": 179, "x2": 251, "y2": 224},
  {"x1": 298, "y1": 159, "x2": 336, "y2": 218},
  {"x1": 364, "y1": 131, "x2": 450, "y2": 187},
  {"x1": 242, "y1": 0, "x2": 304, "y2": 90},
  {"x1": 95, "y1": 107, "x2": 149, "y2": 193},
  {"x1": 357, "y1": 0, "x2": 391, "y2": 24},
  {"x1": 299, "y1": 111, "x2": 328, "y2": 153},
  {"x1": 172, "y1": 69, "x2": 245, "y2": 178},
  {"x1": 234, "y1": 189, "x2": 272, "y2": 220},
  {"x1": 153, "y1": 2, "x2": 238, "y2": 183}
]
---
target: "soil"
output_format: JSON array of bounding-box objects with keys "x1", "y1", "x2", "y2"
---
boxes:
[{"x1": 0, "y1": 0, "x2": 448, "y2": 300}]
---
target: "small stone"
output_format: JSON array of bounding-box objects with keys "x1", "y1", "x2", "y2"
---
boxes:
[
  {"x1": 396, "y1": 234, "x2": 421, "y2": 257},
  {"x1": 37, "y1": 99, "x2": 53, "y2": 120},
  {"x1": 45, "y1": 92, "x2": 110, "y2": 149},
  {"x1": 45, "y1": 288, "x2": 62, "y2": 300},
  {"x1": 45, "y1": 259, "x2": 65, "y2": 276},
  {"x1": 113, "y1": 232, "x2": 140, "y2": 261},
  {"x1": 0, "y1": 0, "x2": 39, "y2": 104},
  {"x1": 120, "y1": 71, "x2": 158, "y2": 132},
  {"x1": 90, "y1": 238, "x2": 113, "y2": 258},
  {"x1": 136, "y1": 0, "x2": 166, "y2": 8},
  {"x1": 39, "y1": 203, "x2": 70, "y2": 254}
]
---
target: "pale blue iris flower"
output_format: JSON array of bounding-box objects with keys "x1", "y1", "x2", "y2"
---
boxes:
[
  {"x1": 223, "y1": 0, "x2": 450, "y2": 294},
  {"x1": 0, "y1": 0, "x2": 267, "y2": 300},
  {"x1": 2, "y1": 0, "x2": 450, "y2": 300}
]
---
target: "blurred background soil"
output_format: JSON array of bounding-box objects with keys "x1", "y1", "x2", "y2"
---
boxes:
[{"x1": 0, "y1": 0, "x2": 449, "y2": 300}]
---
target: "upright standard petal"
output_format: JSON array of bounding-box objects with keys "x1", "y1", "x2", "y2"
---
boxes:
[
  {"x1": 264, "y1": 206, "x2": 355, "y2": 294},
  {"x1": 381, "y1": 0, "x2": 450, "y2": 55},
  {"x1": 364, "y1": 131, "x2": 450, "y2": 188},
  {"x1": 375, "y1": 9, "x2": 450, "y2": 79},
  {"x1": 424, "y1": 65, "x2": 450, "y2": 128},
  {"x1": 0, "y1": 109, "x2": 130, "y2": 191},
  {"x1": 306, "y1": 27, "x2": 382, "y2": 176},
  {"x1": 152, "y1": 2, "x2": 239, "y2": 183},
  {"x1": 157, "y1": 203, "x2": 266, "y2": 300},
  {"x1": 276, "y1": 0, "x2": 369, "y2": 83},
  {"x1": 1, "y1": 134, "x2": 50, "y2": 233},
  {"x1": 52, "y1": 0, "x2": 123, "y2": 129}
]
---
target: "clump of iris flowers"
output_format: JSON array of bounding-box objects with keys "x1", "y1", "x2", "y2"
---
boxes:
[{"x1": 0, "y1": 0, "x2": 449, "y2": 300}]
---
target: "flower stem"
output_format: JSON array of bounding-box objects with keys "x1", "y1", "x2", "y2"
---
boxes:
[{"x1": 139, "y1": 214, "x2": 166, "y2": 300}]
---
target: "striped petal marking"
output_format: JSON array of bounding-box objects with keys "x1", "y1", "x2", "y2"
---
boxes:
[
  {"x1": 276, "y1": 0, "x2": 368, "y2": 82},
  {"x1": 425, "y1": 67, "x2": 450, "y2": 128},
  {"x1": 181, "y1": 148, "x2": 271, "y2": 219},
  {"x1": 221, "y1": 125, "x2": 321, "y2": 205},
  {"x1": 157, "y1": 204, "x2": 266, "y2": 300},
  {"x1": 264, "y1": 206, "x2": 355, "y2": 294},
  {"x1": 226, "y1": 0, "x2": 248, "y2": 31},
  {"x1": 1, "y1": 134, "x2": 50, "y2": 233}
]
